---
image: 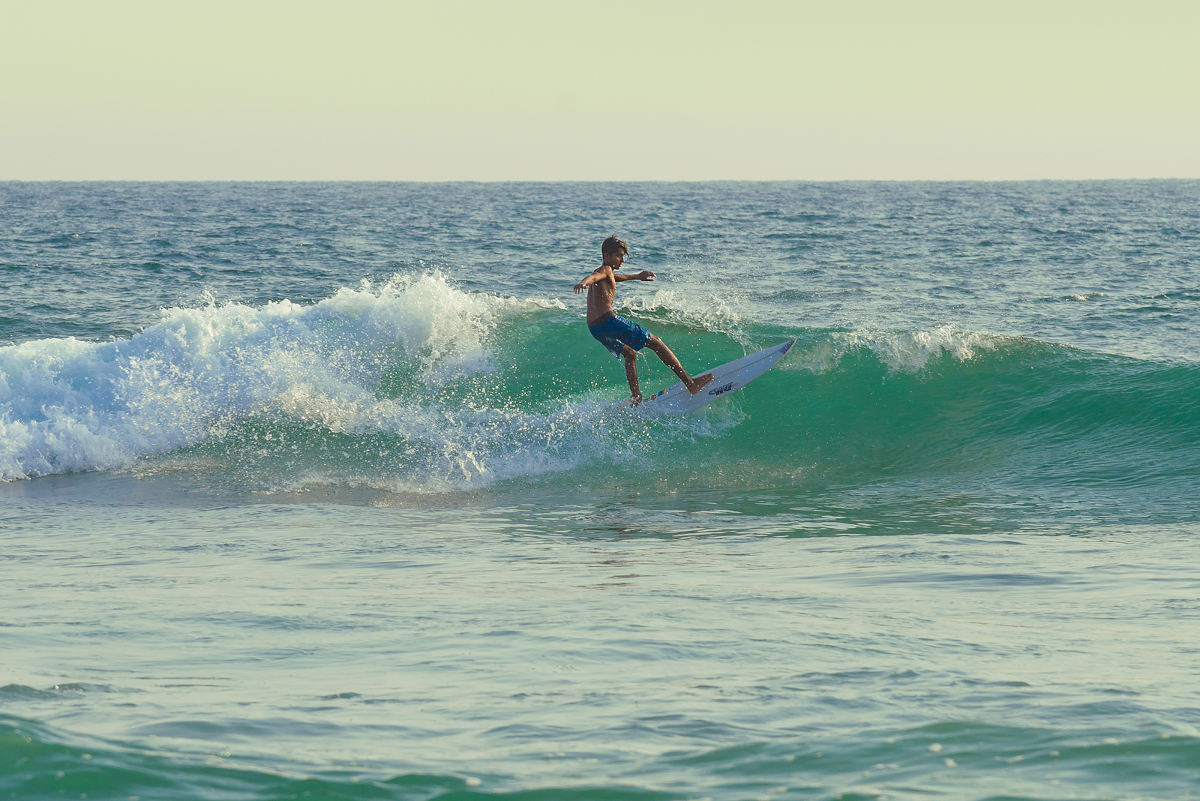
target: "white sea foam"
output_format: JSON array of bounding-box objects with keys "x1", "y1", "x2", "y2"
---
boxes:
[
  {"x1": 788, "y1": 325, "x2": 1004, "y2": 374},
  {"x1": 0, "y1": 273, "x2": 507, "y2": 481}
]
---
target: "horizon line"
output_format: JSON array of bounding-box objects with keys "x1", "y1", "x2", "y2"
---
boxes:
[{"x1": 4, "y1": 176, "x2": 1199, "y2": 184}]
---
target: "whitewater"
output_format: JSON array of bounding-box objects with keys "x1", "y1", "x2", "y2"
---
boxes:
[{"x1": 2, "y1": 181, "x2": 1198, "y2": 801}]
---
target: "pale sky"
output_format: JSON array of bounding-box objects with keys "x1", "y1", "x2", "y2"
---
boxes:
[{"x1": 3, "y1": 0, "x2": 1198, "y2": 180}]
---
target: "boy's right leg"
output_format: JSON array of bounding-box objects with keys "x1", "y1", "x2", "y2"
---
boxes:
[{"x1": 623, "y1": 346, "x2": 642, "y2": 404}]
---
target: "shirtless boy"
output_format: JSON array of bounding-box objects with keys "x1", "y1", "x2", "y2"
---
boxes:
[{"x1": 574, "y1": 236, "x2": 713, "y2": 405}]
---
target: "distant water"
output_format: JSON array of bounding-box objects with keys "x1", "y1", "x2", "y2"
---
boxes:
[{"x1": 2, "y1": 181, "x2": 1198, "y2": 801}]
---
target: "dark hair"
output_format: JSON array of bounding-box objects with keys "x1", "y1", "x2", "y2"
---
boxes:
[{"x1": 601, "y1": 235, "x2": 629, "y2": 257}]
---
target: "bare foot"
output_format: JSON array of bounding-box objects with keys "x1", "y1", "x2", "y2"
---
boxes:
[
  {"x1": 630, "y1": 393, "x2": 643, "y2": 406},
  {"x1": 686, "y1": 373, "x2": 715, "y2": 395}
]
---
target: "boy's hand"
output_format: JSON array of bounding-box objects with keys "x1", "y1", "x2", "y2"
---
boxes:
[
  {"x1": 638, "y1": 270, "x2": 656, "y2": 282},
  {"x1": 573, "y1": 281, "x2": 586, "y2": 294}
]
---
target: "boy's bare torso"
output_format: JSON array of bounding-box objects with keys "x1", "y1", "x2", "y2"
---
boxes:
[{"x1": 585, "y1": 267, "x2": 616, "y2": 326}]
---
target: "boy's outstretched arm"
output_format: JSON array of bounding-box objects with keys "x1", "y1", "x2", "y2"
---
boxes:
[
  {"x1": 573, "y1": 266, "x2": 611, "y2": 294},
  {"x1": 614, "y1": 270, "x2": 655, "y2": 283}
]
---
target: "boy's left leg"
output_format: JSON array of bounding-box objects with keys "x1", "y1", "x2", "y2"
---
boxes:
[{"x1": 645, "y1": 336, "x2": 713, "y2": 395}]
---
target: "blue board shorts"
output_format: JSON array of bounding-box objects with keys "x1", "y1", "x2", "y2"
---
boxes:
[{"x1": 589, "y1": 313, "x2": 651, "y2": 359}]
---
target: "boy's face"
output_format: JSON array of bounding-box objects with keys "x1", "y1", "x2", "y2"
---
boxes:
[{"x1": 606, "y1": 250, "x2": 627, "y2": 268}]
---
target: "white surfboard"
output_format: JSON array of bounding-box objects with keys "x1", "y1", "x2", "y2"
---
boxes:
[{"x1": 633, "y1": 339, "x2": 796, "y2": 416}]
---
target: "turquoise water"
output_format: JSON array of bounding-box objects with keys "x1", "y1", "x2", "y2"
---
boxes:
[{"x1": 2, "y1": 182, "x2": 1199, "y2": 800}]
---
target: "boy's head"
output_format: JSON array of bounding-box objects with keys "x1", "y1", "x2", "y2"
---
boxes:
[{"x1": 601, "y1": 235, "x2": 629, "y2": 263}]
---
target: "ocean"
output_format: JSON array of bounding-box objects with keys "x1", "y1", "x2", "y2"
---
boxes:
[{"x1": 1, "y1": 181, "x2": 1198, "y2": 800}]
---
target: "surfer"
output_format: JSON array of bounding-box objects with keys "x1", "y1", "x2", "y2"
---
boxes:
[{"x1": 574, "y1": 236, "x2": 713, "y2": 405}]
